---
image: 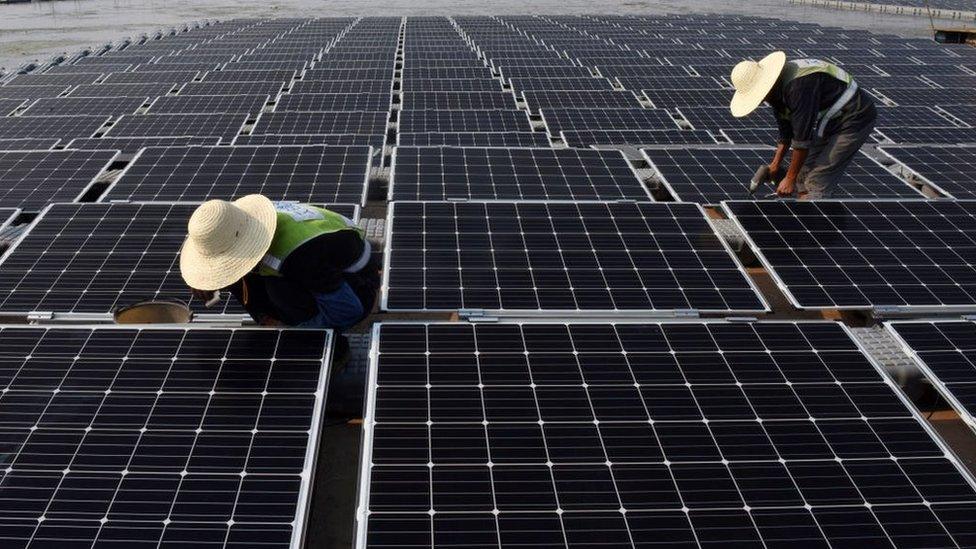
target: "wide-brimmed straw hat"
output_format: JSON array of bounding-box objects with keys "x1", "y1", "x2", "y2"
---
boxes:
[
  {"x1": 179, "y1": 195, "x2": 277, "y2": 291},
  {"x1": 729, "y1": 51, "x2": 787, "y2": 117}
]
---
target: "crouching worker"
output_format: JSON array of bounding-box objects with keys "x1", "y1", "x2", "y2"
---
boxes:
[{"x1": 180, "y1": 194, "x2": 379, "y2": 330}]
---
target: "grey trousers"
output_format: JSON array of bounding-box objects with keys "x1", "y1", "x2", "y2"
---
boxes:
[{"x1": 797, "y1": 118, "x2": 876, "y2": 199}]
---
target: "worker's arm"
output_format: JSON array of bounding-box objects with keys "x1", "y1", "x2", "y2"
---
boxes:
[
  {"x1": 768, "y1": 141, "x2": 789, "y2": 181},
  {"x1": 777, "y1": 147, "x2": 809, "y2": 197}
]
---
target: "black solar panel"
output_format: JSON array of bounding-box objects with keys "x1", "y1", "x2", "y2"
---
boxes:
[
  {"x1": 719, "y1": 128, "x2": 782, "y2": 144},
  {"x1": 500, "y1": 66, "x2": 594, "y2": 80},
  {"x1": 873, "y1": 87, "x2": 975, "y2": 106},
  {"x1": 0, "y1": 149, "x2": 118, "y2": 210},
  {"x1": 360, "y1": 318, "x2": 976, "y2": 548},
  {"x1": 875, "y1": 126, "x2": 976, "y2": 145},
  {"x1": 725, "y1": 200, "x2": 976, "y2": 310},
  {"x1": 643, "y1": 147, "x2": 921, "y2": 203},
  {"x1": 20, "y1": 96, "x2": 148, "y2": 117},
  {"x1": 939, "y1": 105, "x2": 976, "y2": 127},
  {"x1": 290, "y1": 80, "x2": 393, "y2": 94},
  {"x1": 384, "y1": 201, "x2": 766, "y2": 313},
  {"x1": 0, "y1": 85, "x2": 72, "y2": 100},
  {"x1": 275, "y1": 93, "x2": 391, "y2": 112},
  {"x1": 202, "y1": 69, "x2": 297, "y2": 82},
  {"x1": 402, "y1": 67, "x2": 494, "y2": 79},
  {"x1": 678, "y1": 106, "x2": 776, "y2": 130},
  {"x1": 68, "y1": 83, "x2": 178, "y2": 98},
  {"x1": 233, "y1": 133, "x2": 386, "y2": 148},
  {"x1": 107, "y1": 145, "x2": 372, "y2": 204},
  {"x1": 390, "y1": 147, "x2": 649, "y2": 201},
  {"x1": 0, "y1": 325, "x2": 332, "y2": 549},
  {"x1": 399, "y1": 110, "x2": 531, "y2": 133},
  {"x1": 147, "y1": 94, "x2": 269, "y2": 114},
  {"x1": 889, "y1": 320, "x2": 976, "y2": 433},
  {"x1": 400, "y1": 79, "x2": 502, "y2": 93},
  {"x1": 617, "y1": 76, "x2": 729, "y2": 91},
  {"x1": 104, "y1": 114, "x2": 248, "y2": 143},
  {"x1": 66, "y1": 136, "x2": 221, "y2": 153},
  {"x1": 642, "y1": 89, "x2": 734, "y2": 108},
  {"x1": 540, "y1": 108, "x2": 679, "y2": 133},
  {"x1": 0, "y1": 138, "x2": 60, "y2": 151},
  {"x1": 4, "y1": 73, "x2": 102, "y2": 87},
  {"x1": 0, "y1": 99, "x2": 26, "y2": 116},
  {"x1": 561, "y1": 129, "x2": 718, "y2": 147},
  {"x1": 178, "y1": 81, "x2": 286, "y2": 96},
  {"x1": 880, "y1": 145, "x2": 976, "y2": 199},
  {"x1": 101, "y1": 70, "x2": 199, "y2": 84},
  {"x1": 396, "y1": 132, "x2": 550, "y2": 147},
  {"x1": 402, "y1": 92, "x2": 516, "y2": 110},
  {"x1": 508, "y1": 77, "x2": 615, "y2": 92},
  {"x1": 304, "y1": 68, "x2": 396, "y2": 81},
  {"x1": 876, "y1": 106, "x2": 961, "y2": 128},
  {"x1": 0, "y1": 116, "x2": 109, "y2": 140},
  {"x1": 521, "y1": 90, "x2": 643, "y2": 115}
]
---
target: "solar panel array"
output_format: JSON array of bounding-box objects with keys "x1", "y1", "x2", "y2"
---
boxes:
[
  {"x1": 360, "y1": 320, "x2": 976, "y2": 548},
  {"x1": 880, "y1": 145, "x2": 976, "y2": 199},
  {"x1": 0, "y1": 150, "x2": 119, "y2": 210},
  {"x1": 0, "y1": 325, "x2": 333, "y2": 548}
]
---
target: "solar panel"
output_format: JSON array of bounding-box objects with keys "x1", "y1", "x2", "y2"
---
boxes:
[
  {"x1": 401, "y1": 67, "x2": 494, "y2": 80},
  {"x1": 521, "y1": 90, "x2": 643, "y2": 115},
  {"x1": 0, "y1": 207, "x2": 19, "y2": 230},
  {"x1": 725, "y1": 199, "x2": 976, "y2": 311},
  {"x1": 275, "y1": 93, "x2": 391, "y2": 112},
  {"x1": 146, "y1": 94, "x2": 269, "y2": 114},
  {"x1": 0, "y1": 202, "x2": 348, "y2": 315},
  {"x1": 384, "y1": 201, "x2": 766, "y2": 313},
  {"x1": 875, "y1": 127, "x2": 976, "y2": 145},
  {"x1": 719, "y1": 128, "x2": 783, "y2": 144},
  {"x1": 65, "y1": 136, "x2": 222, "y2": 153},
  {"x1": 0, "y1": 98, "x2": 26, "y2": 116},
  {"x1": 359, "y1": 319, "x2": 976, "y2": 548},
  {"x1": 0, "y1": 138, "x2": 60, "y2": 151},
  {"x1": 304, "y1": 68, "x2": 396, "y2": 81},
  {"x1": 499, "y1": 66, "x2": 595, "y2": 80},
  {"x1": 20, "y1": 96, "x2": 148, "y2": 117},
  {"x1": 540, "y1": 108, "x2": 679, "y2": 133},
  {"x1": 938, "y1": 105, "x2": 976, "y2": 127},
  {"x1": 253, "y1": 111, "x2": 388, "y2": 135},
  {"x1": 880, "y1": 145, "x2": 976, "y2": 199},
  {"x1": 104, "y1": 114, "x2": 248, "y2": 143},
  {"x1": 68, "y1": 83, "x2": 178, "y2": 98},
  {"x1": 290, "y1": 80, "x2": 393, "y2": 94},
  {"x1": 561, "y1": 129, "x2": 719, "y2": 147},
  {"x1": 4, "y1": 73, "x2": 102, "y2": 87},
  {"x1": 401, "y1": 92, "x2": 516, "y2": 110},
  {"x1": 178, "y1": 81, "x2": 286, "y2": 96},
  {"x1": 508, "y1": 77, "x2": 615, "y2": 92},
  {"x1": 390, "y1": 147, "x2": 649, "y2": 201},
  {"x1": 47, "y1": 63, "x2": 131, "y2": 74},
  {"x1": 0, "y1": 116, "x2": 109, "y2": 140},
  {"x1": 875, "y1": 63, "x2": 968, "y2": 76},
  {"x1": 872, "y1": 87, "x2": 975, "y2": 106},
  {"x1": 396, "y1": 132, "x2": 550, "y2": 147},
  {"x1": 644, "y1": 147, "x2": 922, "y2": 203},
  {"x1": 678, "y1": 106, "x2": 776, "y2": 130},
  {"x1": 617, "y1": 76, "x2": 729, "y2": 92},
  {"x1": 642, "y1": 89, "x2": 734, "y2": 109},
  {"x1": 400, "y1": 79, "x2": 502, "y2": 93},
  {"x1": 202, "y1": 69, "x2": 297, "y2": 82},
  {"x1": 888, "y1": 320, "x2": 976, "y2": 433},
  {"x1": 596, "y1": 64, "x2": 694, "y2": 78},
  {"x1": 100, "y1": 70, "x2": 200, "y2": 84},
  {"x1": 399, "y1": 110, "x2": 531, "y2": 133},
  {"x1": 106, "y1": 145, "x2": 371, "y2": 204},
  {"x1": 0, "y1": 85, "x2": 72, "y2": 100},
  {"x1": 0, "y1": 149, "x2": 119, "y2": 210},
  {"x1": 875, "y1": 106, "x2": 961, "y2": 128},
  {"x1": 0, "y1": 324, "x2": 332, "y2": 549}
]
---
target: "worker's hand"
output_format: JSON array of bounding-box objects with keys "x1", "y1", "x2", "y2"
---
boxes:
[
  {"x1": 767, "y1": 163, "x2": 780, "y2": 182},
  {"x1": 191, "y1": 288, "x2": 216, "y2": 302},
  {"x1": 776, "y1": 176, "x2": 796, "y2": 197}
]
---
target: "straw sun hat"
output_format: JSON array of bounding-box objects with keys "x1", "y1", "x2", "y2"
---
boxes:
[
  {"x1": 729, "y1": 51, "x2": 787, "y2": 118},
  {"x1": 179, "y1": 194, "x2": 277, "y2": 291}
]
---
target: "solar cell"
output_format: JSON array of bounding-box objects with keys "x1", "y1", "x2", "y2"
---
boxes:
[
  {"x1": 0, "y1": 138, "x2": 60, "y2": 151},
  {"x1": 0, "y1": 202, "x2": 351, "y2": 315},
  {"x1": 678, "y1": 106, "x2": 776, "y2": 130},
  {"x1": 65, "y1": 136, "x2": 221, "y2": 153},
  {"x1": 561, "y1": 129, "x2": 719, "y2": 147},
  {"x1": 396, "y1": 132, "x2": 551, "y2": 147},
  {"x1": 540, "y1": 108, "x2": 679, "y2": 133},
  {"x1": 400, "y1": 79, "x2": 502, "y2": 93},
  {"x1": 399, "y1": 110, "x2": 531, "y2": 133},
  {"x1": 0, "y1": 149, "x2": 119, "y2": 210},
  {"x1": 0, "y1": 99, "x2": 26, "y2": 116},
  {"x1": 0, "y1": 116, "x2": 109, "y2": 140},
  {"x1": 19, "y1": 96, "x2": 148, "y2": 117},
  {"x1": 253, "y1": 111, "x2": 388, "y2": 135},
  {"x1": 719, "y1": 128, "x2": 784, "y2": 144},
  {"x1": 384, "y1": 201, "x2": 766, "y2": 313},
  {"x1": 0, "y1": 324, "x2": 332, "y2": 549},
  {"x1": 875, "y1": 126, "x2": 976, "y2": 145},
  {"x1": 642, "y1": 89, "x2": 734, "y2": 108},
  {"x1": 644, "y1": 147, "x2": 921, "y2": 203},
  {"x1": 107, "y1": 145, "x2": 372, "y2": 204},
  {"x1": 390, "y1": 147, "x2": 649, "y2": 201},
  {"x1": 146, "y1": 94, "x2": 269, "y2": 114},
  {"x1": 68, "y1": 83, "x2": 178, "y2": 98},
  {"x1": 100, "y1": 70, "x2": 199, "y2": 84},
  {"x1": 104, "y1": 114, "x2": 248, "y2": 143},
  {"x1": 521, "y1": 90, "x2": 643, "y2": 115},
  {"x1": 275, "y1": 93, "x2": 391, "y2": 112},
  {"x1": 888, "y1": 320, "x2": 976, "y2": 433},
  {"x1": 401, "y1": 92, "x2": 515, "y2": 110},
  {"x1": 359, "y1": 319, "x2": 976, "y2": 548},
  {"x1": 725, "y1": 200, "x2": 976, "y2": 310},
  {"x1": 880, "y1": 145, "x2": 976, "y2": 199},
  {"x1": 232, "y1": 134, "x2": 386, "y2": 148}
]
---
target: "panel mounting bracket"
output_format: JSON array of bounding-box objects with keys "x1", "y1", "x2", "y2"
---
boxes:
[{"x1": 457, "y1": 309, "x2": 498, "y2": 322}]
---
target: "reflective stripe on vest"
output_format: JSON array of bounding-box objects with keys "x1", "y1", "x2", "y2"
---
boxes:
[
  {"x1": 778, "y1": 59, "x2": 859, "y2": 138},
  {"x1": 258, "y1": 202, "x2": 364, "y2": 277}
]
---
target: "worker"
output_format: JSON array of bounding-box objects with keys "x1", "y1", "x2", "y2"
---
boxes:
[
  {"x1": 729, "y1": 51, "x2": 878, "y2": 198},
  {"x1": 179, "y1": 195, "x2": 379, "y2": 330}
]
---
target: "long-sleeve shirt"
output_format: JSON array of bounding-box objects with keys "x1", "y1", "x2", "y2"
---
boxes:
[{"x1": 767, "y1": 72, "x2": 876, "y2": 150}]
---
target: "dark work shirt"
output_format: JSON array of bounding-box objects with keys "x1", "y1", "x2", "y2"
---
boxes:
[
  {"x1": 767, "y1": 72, "x2": 876, "y2": 149},
  {"x1": 228, "y1": 228, "x2": 368, "y2": 325}
]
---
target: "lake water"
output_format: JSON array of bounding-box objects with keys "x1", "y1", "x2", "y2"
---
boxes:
[{"x1": 0, "y1": 0, "x2": 958, "y2": 72}]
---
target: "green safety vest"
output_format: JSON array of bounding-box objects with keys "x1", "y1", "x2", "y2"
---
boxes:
[
  {"x1": 258, "y1": 202, "x2": 364, "y2": 277},
  {"x1": 776, "y1": 59, "x2": 858, "y2": 137}
]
